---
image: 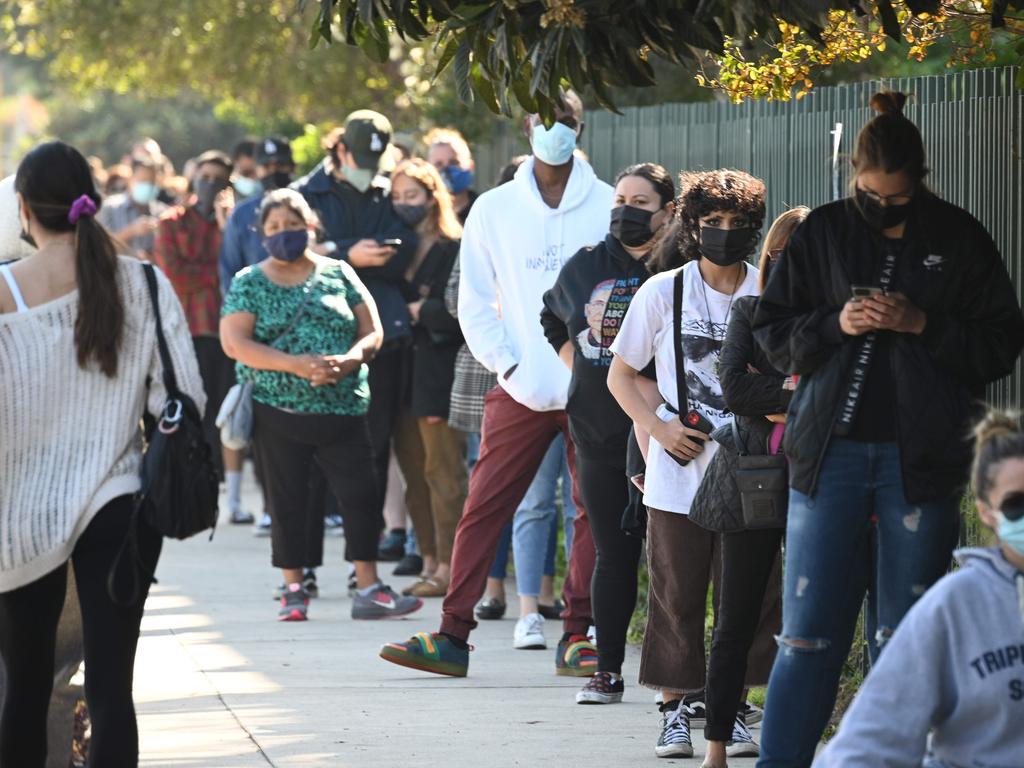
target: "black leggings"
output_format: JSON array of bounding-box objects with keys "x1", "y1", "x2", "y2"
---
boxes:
[
  {"x1": 705, "y1": 527, "x2": 783, "y2": 741},
  {"x1": 0, "y1": 496, "x2": 162, "y2": 768},
  {"x1": 252, "y1": 402, "x2": 381, "y2": 566},
  {"x1": 575, "y1": 452, "x2": 643, "y2": 674}
]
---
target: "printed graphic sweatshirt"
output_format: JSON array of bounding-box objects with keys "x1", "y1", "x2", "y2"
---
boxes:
[
  {"x1": 815, "y1": 547, "x2": 1024, "y2": 768},
  {"x1": 540, "y1": 233, "x2": 651, "y2": 462},
  {"x1": 457, "y1": 155, "x2": 612, "y2": 411}
]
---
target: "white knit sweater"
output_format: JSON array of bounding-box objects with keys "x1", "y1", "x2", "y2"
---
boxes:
[{"x1": 0, "y1": 256, "x2": 206, "y2": 592}]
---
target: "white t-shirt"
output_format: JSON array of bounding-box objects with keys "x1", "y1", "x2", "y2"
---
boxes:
[{"x1": 610, "y1": 260, "x2": 760, "y2": 514}]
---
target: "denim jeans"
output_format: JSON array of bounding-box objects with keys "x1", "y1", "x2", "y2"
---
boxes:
[
  {"x1": 757, "y1": 439, "x2": 959, "y2": 767},
  {"x1": 512, "y1": 434, "x2": 576, "y2": 597}
]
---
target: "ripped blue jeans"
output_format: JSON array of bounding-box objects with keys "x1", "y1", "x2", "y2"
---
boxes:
[{"x1": 757, "y1": 439, "x2": 959, "y2": 767}]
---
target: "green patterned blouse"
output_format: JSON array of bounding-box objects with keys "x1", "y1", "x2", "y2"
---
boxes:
[{"x1": 221, "y1": 259, "x2": 370, "y2": 415}]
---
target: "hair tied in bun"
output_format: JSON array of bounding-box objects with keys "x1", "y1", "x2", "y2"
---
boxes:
[
  {"x1": 869, "y1": 91, "x2": 908, "y2": 117},
  {"x1": 973, "y1": 410, "x2": 1021, "y2": 448}
]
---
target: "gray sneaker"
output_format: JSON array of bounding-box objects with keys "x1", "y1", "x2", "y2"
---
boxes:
[
  {"x1": 351, "y1": 584, "x2": 423, "y2": 620},
  {"x1": 278, "y1": 584, "x2": 309, "y2": 622}
]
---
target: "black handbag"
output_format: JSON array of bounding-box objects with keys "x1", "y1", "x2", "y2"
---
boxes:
[
  {"x1": 109, "y1": 265, "x2": 219, "y2": 604},
  {"x1": 732, "y1": 419, "x2": 788, "y2": 530}
]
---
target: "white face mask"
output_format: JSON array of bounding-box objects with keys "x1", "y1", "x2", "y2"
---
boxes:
[{"x1": 530, "y1": 122, "x2": 577, "y2": 166}]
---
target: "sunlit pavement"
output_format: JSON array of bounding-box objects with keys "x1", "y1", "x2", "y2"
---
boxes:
[{"x1": 133, "y1": 467, "x2": 759, "y2": 767}]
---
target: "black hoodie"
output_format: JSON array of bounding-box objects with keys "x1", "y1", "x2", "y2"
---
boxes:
[{"x1": 541, "y1": 234, "x2": 652, "y2": 464}]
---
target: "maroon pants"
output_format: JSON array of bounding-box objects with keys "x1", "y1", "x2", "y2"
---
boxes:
[{"x1": 440, "y1": 386, "x2": 596, "y2": 642}]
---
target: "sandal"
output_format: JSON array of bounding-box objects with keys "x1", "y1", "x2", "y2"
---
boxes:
[{"x1": 402, "y1": 576, "x2": 449, "y2": 597}]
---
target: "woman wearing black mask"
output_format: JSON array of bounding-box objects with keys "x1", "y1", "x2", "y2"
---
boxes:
[
  {"x1": 541, "y1": 162, "x2": 673, "y2": 705},
  {"x1": 220, "y1": 189, "x2": 424, "y2": 623},
  {"x1": 608, "y1": 170, "x2": 777, "y2": 759},
  {"x1": 752, "y1": 92, "x2": 1024, "y2": 765},
  {"x1": 390, "y1": 158, "x2": 467, "y2": 597}
]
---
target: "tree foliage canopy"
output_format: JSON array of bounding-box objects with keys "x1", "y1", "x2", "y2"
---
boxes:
[{"x1": 306, "y1": 0, "x2": 1022, "y2": 115}]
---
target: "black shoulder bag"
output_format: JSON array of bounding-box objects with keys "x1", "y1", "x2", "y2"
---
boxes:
[
  {"x1": 732, "y1": 419, "x2": 788, "y2": 529},
  {"x1": 109, "y1": 265, "x2": 219, "y2": 604}
]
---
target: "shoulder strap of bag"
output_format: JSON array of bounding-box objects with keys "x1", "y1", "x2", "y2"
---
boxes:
[
  {"x1": 731, "y1": 418, "x2": 746, "y2": 456},
  {"x1": 672, "y1": 268, "x2": 687, "y2": 414},
  {"x1": 142, "y1": 262, "x2": 179, "y2": 397},
  {"x1": 270, "y1": 263, "x2": 321, "y2": 348}
]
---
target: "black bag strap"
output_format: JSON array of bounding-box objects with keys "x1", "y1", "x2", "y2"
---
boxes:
[
  {"x1": 672, "y1": 268, "x2": 687, "y2": 415},
  {"x1": 731, "y1": 418, "x2": 746, "y2": 456},
  {"x1": 142, "y1": 263, "x2": 180, "y2": 399},
  {"x1": 269, "y1": 264, "x2": 321, "y2": 349}
]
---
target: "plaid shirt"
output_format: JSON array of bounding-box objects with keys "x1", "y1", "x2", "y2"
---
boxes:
[
  {"x1": 444, "y1": 253, "x2": 497, "y2": 432},
  {"x1": 152, "y1": 206, "x2": 222, "y2": 337}
]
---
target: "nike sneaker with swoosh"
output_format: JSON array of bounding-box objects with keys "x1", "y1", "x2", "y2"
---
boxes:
[{"x1": 351, "y1": 584, "x2": 423, "y2": 620}]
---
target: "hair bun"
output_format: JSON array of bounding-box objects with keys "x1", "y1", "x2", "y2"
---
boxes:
[
  {"x1": 869, "y1": 91, "x2": 908, "y2": 116},
  {"x1": 973, "y1": 410, "x2": 1021, "y2": 447}
]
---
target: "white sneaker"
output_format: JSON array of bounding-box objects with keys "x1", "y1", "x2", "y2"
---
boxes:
[
  {"x1": 253, "y1": 513, "x2": 272, "y2": 537},
  {"x1": 726, "y1": 714, "x2": 760, "y2": 757},
  {"x1": 513, "y1": 612, "x2": 546, "y2": 649}
]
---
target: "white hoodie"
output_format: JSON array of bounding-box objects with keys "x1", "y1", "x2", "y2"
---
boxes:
[{"x1": 458, "y1": 156, "x2": 612, "y2": 411}]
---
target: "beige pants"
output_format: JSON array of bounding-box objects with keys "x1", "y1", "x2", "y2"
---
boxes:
[{"x1": 393, "y1": 409, "x2": 467, "y2": 564}]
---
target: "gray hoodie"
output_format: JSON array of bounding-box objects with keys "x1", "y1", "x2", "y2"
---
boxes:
[{"x1": 815, "y1": 547, "x2": 1024, "y2": 768}]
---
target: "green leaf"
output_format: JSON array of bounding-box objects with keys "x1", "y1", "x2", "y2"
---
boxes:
[
  {"x1": 432, "y1": 34, "x2": 459, "y2": 80},
  {"x1": 470, "y1": 62, "x2": 500, "y2": 114},
  {"x1": 453, "y1": 37, "x2": 472, "y2": 104}
]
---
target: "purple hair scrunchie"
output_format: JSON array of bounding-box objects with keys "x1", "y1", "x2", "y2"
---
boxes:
[{"x1": 68, "y1": 194, "x2": 98, "y2": 225}]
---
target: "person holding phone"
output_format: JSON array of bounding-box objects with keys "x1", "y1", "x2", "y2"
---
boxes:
[
  {"x1": 752, "y1": 92, "x2": 1024, "y2": 766},
  {"x1": 608, "y1": 169, "x2": 775, "y2": 760}
]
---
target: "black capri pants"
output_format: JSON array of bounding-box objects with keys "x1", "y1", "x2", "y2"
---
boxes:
[{"x1": 252, "y1": 402, "x2": 381, "y2": 567}]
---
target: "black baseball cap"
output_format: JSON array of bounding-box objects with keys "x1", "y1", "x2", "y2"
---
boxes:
[
  {"x1": 255, "y1": 137, "x2": 294, "y2": 166},
  {"x1": 341, "y1": 110, "x2": 393, "y2": 170}
]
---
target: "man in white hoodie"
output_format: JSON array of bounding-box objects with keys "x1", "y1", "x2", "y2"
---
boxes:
[{"x1": 380, "y1": 92, "x2": 613, "y2": 678}]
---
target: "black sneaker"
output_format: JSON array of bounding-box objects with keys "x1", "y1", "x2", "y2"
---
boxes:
[
  {"x1": 726, "y1": 713, "x2": 760, "y2": 757},
  {"x1": 378, "y1": 529, "x2": 407, "y2": 561},
  {"x1": 684, "y1": 697, "x2": 707, "y2": 728},
  {"x1": 538, "y1": 599, "x2": 565, "y2": 620},
  {"x1": 393, "y1": 554, "x2": 423, "y2": 576},
  {"x1": 742, "y1": 701, "x2": 764, "y2": 727},
  {"x1": 475, "y1": 597, "x2": 507, "y2": 620},
  {"x1": 575, "y1": 671, "x2": 624, "y2": 704},
  {"x1": 302, "y1": 569, "x2": 319, "y2": 598},
  {"x1": 655, "y1": 702, "x2": 694, "y2": 758}
]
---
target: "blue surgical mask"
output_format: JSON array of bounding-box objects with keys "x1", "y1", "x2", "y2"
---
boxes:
[
  {"x1": 233, "y1": 176, "x2": 262, "y2": 199},
  {"x1": 130, "y1": 181, "x2": 158, "y2": 206},
  {"x1": 530, "y1": 122, "x2": 577, "y2": 166},
  {"x1": 997, "y1": 511, "x2": 1024, "y2": 557},
  {"x1": 264, "y1": 229, "x2": 309, "y2": 262},
  {"x1": 441, "y1": 165, "x2": 474, "y2": 195}
]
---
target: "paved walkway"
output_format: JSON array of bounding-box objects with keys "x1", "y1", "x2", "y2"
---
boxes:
[{"x1": 132, "y1": 475, "x2": 759, "y2": 767}]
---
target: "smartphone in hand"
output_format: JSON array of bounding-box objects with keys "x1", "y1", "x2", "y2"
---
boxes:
[
  {"x1": 379, "y1": 238, "x2": 403, "y2": 247},
  {"x1": 851, "y1": 285, "x2": 884, "y2": 302}
]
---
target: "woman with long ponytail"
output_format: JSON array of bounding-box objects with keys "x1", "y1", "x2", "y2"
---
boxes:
[{"x1": 0, "y1": 141, "x2": 205, "y2": 767}]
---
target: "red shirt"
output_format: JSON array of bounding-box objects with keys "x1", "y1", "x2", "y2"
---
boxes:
[{"x1": 152, "y1": 206, "x2": 222, "y2": 337}]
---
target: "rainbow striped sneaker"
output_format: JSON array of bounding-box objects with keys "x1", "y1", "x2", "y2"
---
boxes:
[
  {"x1": 555, "y1": 634, "x2": 598, "y2": 677},
  {"x1": 379, "y1": 632, "x2": 470, "y2": 677}
]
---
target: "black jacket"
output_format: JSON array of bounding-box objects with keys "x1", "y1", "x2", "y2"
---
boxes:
[
  {"x1": 753, "y1": 195, "x2": 1024, "y2": 503},
  {"x1": 404, "y1": 238, "x2": 463, "y2": 419},
  {"x1": 293, "y1": 162, "x2": 417, "y2": 343},
  {"x1": 541, "y1": 234, "x2": 651, "y2": 464},
  {"x1": 690, "y1": 297, "x2": 791, "y2": 532}
]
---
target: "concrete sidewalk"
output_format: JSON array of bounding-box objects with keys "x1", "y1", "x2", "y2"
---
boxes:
[{"x1": 133, "y1": 476, "x2": 759, "y2": 767}]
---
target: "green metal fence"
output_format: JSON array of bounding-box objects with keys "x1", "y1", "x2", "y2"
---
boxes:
[{"x1": 476, "y1": 66, "x2": 1024, "y2": 412}]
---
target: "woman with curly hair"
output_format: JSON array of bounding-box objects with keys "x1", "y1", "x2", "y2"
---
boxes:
[{"x1": 608, "y1": 169, "x2": 781, "y2": 760}]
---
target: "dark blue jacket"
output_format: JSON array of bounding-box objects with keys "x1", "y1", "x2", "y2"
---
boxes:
[
  {"x1": 219, "y1": 194, "x2": 265, "y2": 294},
  {"x1": 292, "y1": 161, "x2": 417, "y2": 342}
]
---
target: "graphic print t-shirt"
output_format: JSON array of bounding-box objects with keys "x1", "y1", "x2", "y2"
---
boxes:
[{"x1": 610, "y1": 260, "x2": 759, "y2": 513}]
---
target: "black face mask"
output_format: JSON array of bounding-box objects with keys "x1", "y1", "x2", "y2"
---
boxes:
[
  {"x1": 856, "y1": 189, "x2": 914, "y2": 231},
  {"x1": 394, "y1": 203, "x2": 429, "y2": 228},
  {"x1": 261, "y1": 172, "x2": 292, "y2": 192},
  {"x1": 699, "y1": 226, "x2": 756, "y2": 267},
  {"x1": 194, "y1": 178, "x2": 229, "y2": 219},
  {"x1": 610, "y1": 205, "x2": 656, "y2": 248}
]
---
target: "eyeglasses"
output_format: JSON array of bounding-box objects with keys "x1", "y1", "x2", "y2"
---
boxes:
[
  {"x1": 997, "y1": 491, "x2": 1024, "y2": 522},
  {"x1": 858, "y1": 188, "x2": 915, "y2": 207}
]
